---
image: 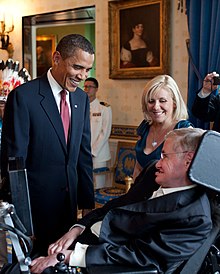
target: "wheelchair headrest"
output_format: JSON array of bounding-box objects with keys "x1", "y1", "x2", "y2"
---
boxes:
[{"x1": 188, "y1": 130, "x2": 220, "y2": 192}]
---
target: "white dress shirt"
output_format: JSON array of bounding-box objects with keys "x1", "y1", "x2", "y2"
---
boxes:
[{"x1": 47, "y1": 69, "x2": 71, "y2": 118}]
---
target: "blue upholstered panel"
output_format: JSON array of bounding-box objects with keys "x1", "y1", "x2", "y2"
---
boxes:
[
  {"x1": 114, "y1": 147, "x2": 136, "y2": 185},
  {"x1": 95, "y1": 142, "x2": 136, "y2": 207}
]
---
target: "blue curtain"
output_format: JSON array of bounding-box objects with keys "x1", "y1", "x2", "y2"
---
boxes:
[{"x1": 186, "y1": 0, "x2": 220, "y2": 128}]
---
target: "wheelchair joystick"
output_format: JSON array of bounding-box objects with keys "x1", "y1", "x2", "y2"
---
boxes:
[
  {"x1": 41, "y1": 252, "x2": 84, "y2": 273},
  {"x1": 57, "y1": 253, "x2": 65, "y2": 261},
  {"x1": 54, "y1": 253, "x2": 68, "y2": 272}
]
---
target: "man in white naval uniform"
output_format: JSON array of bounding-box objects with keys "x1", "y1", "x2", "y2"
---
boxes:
[{"x1": 84, "y1": 77, "x2": 112, "y2": 189}]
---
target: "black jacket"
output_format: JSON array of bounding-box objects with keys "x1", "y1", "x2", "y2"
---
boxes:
[
  {"x1": 78, "y1": 160, "x2": 158, "y2": 228},
  {"x1": 192, "y1": 93, "x2": 220, "y2": 132},
  {"x1": 76, "y1": 161, "x2": 212, "y2": 271},
  {"x1": 86, "y1": 187, "x2": 212, "y2": 272}
]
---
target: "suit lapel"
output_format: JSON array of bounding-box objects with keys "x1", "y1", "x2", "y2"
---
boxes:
[
  {"x1": 100, "y1": 188, "x2": 200, "y2": 241},
  {"x1": 38, "y1": 75, "x2": 67, "y2": 153},
  {"x1": 118, "y1": 188, "x2": 197, "y2": 213}
]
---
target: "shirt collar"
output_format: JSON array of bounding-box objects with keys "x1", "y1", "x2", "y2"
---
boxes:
[
  {"x1": 47, "y1": 69, "x2": 65, "y2": 97},
  {"x1": 150, "y1": 184, "x2": 197, "y2": 199}
]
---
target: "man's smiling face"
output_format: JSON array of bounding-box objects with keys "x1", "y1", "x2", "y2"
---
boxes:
[{"x1": 52, "y1": 49, "x2": 94, "y2": 92}]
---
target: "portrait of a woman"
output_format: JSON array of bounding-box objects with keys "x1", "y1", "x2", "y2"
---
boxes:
[{"x1": 120, "y1": 21, "x2": 158, "y2": 68}]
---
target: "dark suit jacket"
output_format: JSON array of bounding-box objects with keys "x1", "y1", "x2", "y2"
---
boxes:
[
  {"x1": 78, "y1": 160, "x2": 158, "y2": 228},
  {"x1": 192, "y1": 93, "x2": 220, "y2": 132},
  {"x1": 1, "y1": 74, "x2": 94, "y2": 251},
  {"x1": 85, "y1": 187, "x2": 212, "y2": 272}
]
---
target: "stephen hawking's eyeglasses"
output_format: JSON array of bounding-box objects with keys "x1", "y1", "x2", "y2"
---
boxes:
[
  {"x1": 83, "y1": 85, "x2": 97, "y2": 89},
  {"x1": 160, "y1": 151, "x2": 192, "y2": 159}
]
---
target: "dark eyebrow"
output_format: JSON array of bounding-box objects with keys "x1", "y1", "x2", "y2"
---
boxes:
[
  {"x1": 73, "y1": 64, "x2": 93, "y2": 70},
  {"x1": 73, "y1": 64, "x2": 84, "y2": 68}
]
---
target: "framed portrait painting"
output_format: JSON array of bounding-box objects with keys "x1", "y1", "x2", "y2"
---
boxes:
[
  {"x1": 109, "y1": 0, "x2": 170, "y2": 79},
  {"x1": 36, "y1": 35, "x2": 56, "y2": 77}
]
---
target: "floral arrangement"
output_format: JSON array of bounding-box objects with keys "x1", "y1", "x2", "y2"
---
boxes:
[{"x1": 0, "y1": 59, "x2": 31, "y2": 98}]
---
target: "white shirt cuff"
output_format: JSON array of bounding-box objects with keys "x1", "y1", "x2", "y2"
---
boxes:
[
  {"x1": 198, "y1": 89, "x2": 211, "y2": 98},
  {"x1": 69, "y1": 242, "x2": 88, "y2": 268}
]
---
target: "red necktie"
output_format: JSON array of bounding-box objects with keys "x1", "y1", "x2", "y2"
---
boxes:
[{"x1": 60, "y1": 90, "x2": 70, "y2": 143}]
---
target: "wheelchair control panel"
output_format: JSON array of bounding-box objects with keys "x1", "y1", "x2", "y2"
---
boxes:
[{"x1": 42, "y1": 253, "x2": 85, "y2": 274}]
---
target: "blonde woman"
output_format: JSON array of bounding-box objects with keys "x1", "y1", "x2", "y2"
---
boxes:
[{"x1": 133, "y1": 74, "x2": 193, "y2": 180}]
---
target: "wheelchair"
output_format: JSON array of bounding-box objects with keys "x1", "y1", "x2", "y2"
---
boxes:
[{"x1": 1, "y1": 130, "x2": 220, "y2": 274}]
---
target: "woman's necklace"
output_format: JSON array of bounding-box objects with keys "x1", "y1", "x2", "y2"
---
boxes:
[
  {"x1": 151, "y1": 124, "x2": 174, "y2": 148},
  {"x1": 152, "y1": 140, "x2": 158, "y2": 147}
]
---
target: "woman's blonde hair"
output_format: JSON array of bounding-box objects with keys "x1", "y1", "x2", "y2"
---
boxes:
[{"x1": 141, "y1": 75, "x2": 188, "y2": 124}]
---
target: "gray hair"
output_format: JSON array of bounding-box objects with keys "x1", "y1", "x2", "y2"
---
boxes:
[{"x1": 165, "y1": 128, "x2": 206, "y2": 152}]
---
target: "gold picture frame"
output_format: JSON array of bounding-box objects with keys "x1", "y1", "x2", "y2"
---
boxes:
[
  {"x1": 109, "y1": 0, "x2": 170, "y2": 79},
  {"x1": 36, "y1": 35, "x2": 56, "y2": 77}
]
